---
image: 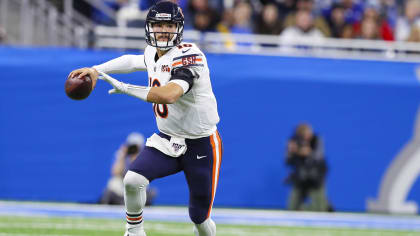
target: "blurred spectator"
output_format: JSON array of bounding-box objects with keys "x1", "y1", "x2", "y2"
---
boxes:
[
  {"x1": 188, "y1": 0, "x2": 221, "y2": 32},
  {"x1": 323, "y1": 0, "x2": 364, "y2": 25},
  {"x1": 285, "y1": 123, "x2": 329, "y2": 211},
  {"x1": 313, "y1": 0, "x2": 333, "y2": 13},
  {"x1": 407, "y1": 24, "x2": 420, "y2": 42},
  {"x1": 277, "y1": 0, "x2": 297, "y2": 20},
  {"x1": 214, "y1": 8, "x2": 236, "y2": 50},
  {"x1": 284, "y1": 0, "x2": 331, "y2": 37},
  {"x1": 230, "y1": 1, "x2": 253, "y2": 34},
  {"x1": 395, "y1": 0, "x2": 420, "y2": 41},
  {"x1": 378, "y1": 0, "x2": 399, "y2": 29},
  {"x1": 255, "y1": 3, "x2": 283, "y2": 35},
  {"x1": 340, "y1": 0, "x2": 365, "y2": 24},
  {"x1": 326, "y1": 3, "x2": 353, "y2": 38},
  {"x1": 100, "y1": 132, "x2": 157, "y2": 205},
  {"x1": 357, "y1": 17, "x2": 381, "y2": 39},
  {"x1": 352, "y1": 3, "x2": 394, "y2": 40},
  {"x1": 279, "y1": 9, "x2": 325, "y2": 45}
]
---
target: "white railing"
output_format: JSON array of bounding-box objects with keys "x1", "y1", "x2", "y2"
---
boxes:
[
  {"x1": 1, "y1": 0, "x2": 93, "y2": 48},
  {"x1": 94, "y1": 25, "x2": 420, "y2": 62}
]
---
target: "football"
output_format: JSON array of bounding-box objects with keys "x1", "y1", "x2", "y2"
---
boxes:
[{"x1": 65, "y1": 75, "x2": 93, "y2": 100}]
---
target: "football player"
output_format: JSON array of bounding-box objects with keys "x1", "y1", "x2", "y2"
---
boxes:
[{"x1": 68, "y1": 1, "x2": 222, "y2": 236}]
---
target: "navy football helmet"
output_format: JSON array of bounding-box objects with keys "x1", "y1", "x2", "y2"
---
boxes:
[{"x1": 145, "y1": 1, "x2": 184, "y2": 49}]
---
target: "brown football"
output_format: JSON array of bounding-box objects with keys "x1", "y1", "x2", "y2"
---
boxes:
[{"x1": 65, "y1": 75, "x2": 92, "y2": 100}]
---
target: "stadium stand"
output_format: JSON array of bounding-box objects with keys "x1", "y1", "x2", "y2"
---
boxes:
[{"x1": 1, "y1": 0, "x2": 420, "y2": 60}]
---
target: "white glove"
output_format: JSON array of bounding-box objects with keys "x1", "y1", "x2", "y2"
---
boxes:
[
  {"x1": 97, "y1": 71, "x2": 151, "y2": 101},
  {"x1": 98, "y1": 71, "x2": 128, "y2": 94}
]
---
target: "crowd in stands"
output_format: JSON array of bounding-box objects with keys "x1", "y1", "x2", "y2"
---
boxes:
[{"x1": 81, "y1": 0, "x2": 420, "y2": 43}]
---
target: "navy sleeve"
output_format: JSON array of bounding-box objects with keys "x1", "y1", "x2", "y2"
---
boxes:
[{"x1": 170, "y1": 67, "x2": 196, "y2": 93}]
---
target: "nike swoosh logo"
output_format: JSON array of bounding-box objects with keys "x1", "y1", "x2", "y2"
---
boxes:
[
  {"x1": 182, "y1": 49, "x2": 191, "y2": 53},
  {"x1": 197, "y1": 155, "x2": 206, "y2": 159}
]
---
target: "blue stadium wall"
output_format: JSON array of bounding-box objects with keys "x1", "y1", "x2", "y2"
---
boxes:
[{"x1": 1, "y1": 47, "x2": 420, "y2": 212}]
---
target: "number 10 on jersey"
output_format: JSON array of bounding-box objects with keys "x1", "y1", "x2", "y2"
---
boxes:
[{"x1": 150, "y1": 77, "x2": 168, "y2": 118}]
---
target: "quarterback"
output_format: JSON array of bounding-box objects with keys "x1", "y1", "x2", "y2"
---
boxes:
[{"x1": 68, "y1": 1, "x2": 222, "y2": 236}]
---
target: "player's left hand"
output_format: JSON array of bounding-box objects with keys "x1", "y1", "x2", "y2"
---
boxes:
[{"x1": 97, "y1": 71, "x2": 128, "y2": 95}]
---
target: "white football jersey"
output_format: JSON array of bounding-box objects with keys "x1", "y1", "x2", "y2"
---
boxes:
[{"x1": 143, "y1": 42, "x2": 219, "y2": 139}]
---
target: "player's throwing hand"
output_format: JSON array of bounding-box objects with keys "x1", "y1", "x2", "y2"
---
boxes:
[{"x1": 68, "y1": 67, "x2": 99, "y2": 89}]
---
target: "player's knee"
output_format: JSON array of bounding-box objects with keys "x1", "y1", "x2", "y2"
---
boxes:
[
  {"x1": 190, "y1": 212, "x2": 206, "y2": 224},
  {"x1": 123, "y1": 171, "x2": 149, "y2": 192},
  {"x1": 189, "y1": 205, "x2": 209, "y2": 224},
  {"x1": 194, "y1": 218, "x2": 216, "y2": 236},
  {"x1": 189, "y1": 194, "x2": 212, "y2": 224}
]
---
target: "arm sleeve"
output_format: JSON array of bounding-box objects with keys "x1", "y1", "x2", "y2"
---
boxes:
[
  {"x1": 93, "y1": 55, "x2": 147, "y2": 74},
  {"x1": 168, "y1": 67, "x2": 197, "y2": 94}
]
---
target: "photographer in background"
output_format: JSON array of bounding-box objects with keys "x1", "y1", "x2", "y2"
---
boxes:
[
  {"x1": 100, "y1": 132, "x2": 157, "y2": 205},
  {"x1": 285, "y1": 123, "x2": 329, "y2": 211}
]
